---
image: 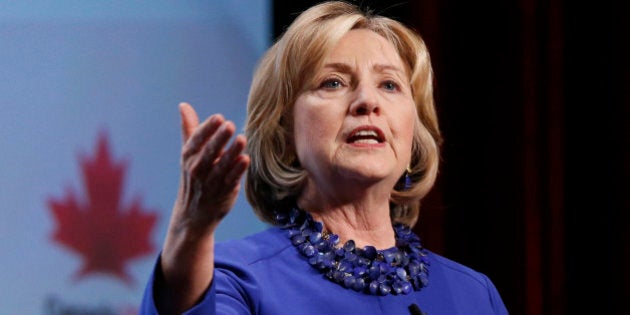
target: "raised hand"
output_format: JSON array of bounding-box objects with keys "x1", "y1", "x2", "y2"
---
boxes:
[
  {"x1": 156, "y1": 103, "x2": 250, "y2": 314},
  {"x1": 174, "y1": 102, "x2": 250, "y2": 233}
]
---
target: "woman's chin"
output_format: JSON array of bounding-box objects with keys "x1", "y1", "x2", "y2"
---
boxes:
[{"x1": 335, "y1": 165, "x2": 398, "y2": 186}]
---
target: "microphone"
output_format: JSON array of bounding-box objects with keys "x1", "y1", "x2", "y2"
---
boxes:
[{"x1": 408, "y1": 303, "x2": 427, "y2": 315}]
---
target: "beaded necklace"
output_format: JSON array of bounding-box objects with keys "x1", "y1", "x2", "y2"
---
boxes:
[{"x1": 275, "y1": 206, "x2": 429, "y2": 295}]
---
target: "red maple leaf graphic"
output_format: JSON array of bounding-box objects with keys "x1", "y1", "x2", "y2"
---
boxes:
[{"x1": 48, "y1": 131, "x2": 158, "y2": 286}]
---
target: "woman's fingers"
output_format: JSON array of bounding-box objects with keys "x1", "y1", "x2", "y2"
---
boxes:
[
  {"x1": 179, "y1": 102, "x2": 200, "y2": 142},
  {"x1": 190, "y1": 120, "x2": 235, "y2": 176},
  {"x1": 176, "y1": 103, "x2": 249, "y2": 211},
  {"x1": 224, "y1": 136, "x2": 250, "y2": 185},
  {"x1": 192, "y1": 137, "x2": 248, "y2": 213},
  {"x1": 208, "y1": 134, "x2": 250, "y2": 186}
]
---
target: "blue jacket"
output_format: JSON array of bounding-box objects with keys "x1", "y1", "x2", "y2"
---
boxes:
[{"x1": 141, "y1": 227, "x2": 509, "y2": 314}]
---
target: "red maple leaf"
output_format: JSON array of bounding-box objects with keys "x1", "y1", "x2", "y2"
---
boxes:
[{"x1": 48, "y1": 131, "x2": 158, "y2": 286}]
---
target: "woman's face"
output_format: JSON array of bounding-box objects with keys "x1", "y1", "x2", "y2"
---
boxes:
[{"x1": 293, "y1": 29, "x2": 416, "y2": 191}]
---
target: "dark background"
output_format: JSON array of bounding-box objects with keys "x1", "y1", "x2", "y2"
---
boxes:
[{"x1": 272, "y1": 1, "x2": 628, "y2": 314}]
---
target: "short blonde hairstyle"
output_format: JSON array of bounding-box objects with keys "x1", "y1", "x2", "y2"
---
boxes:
[{"x1": 245, "y1": 1, "x2": 441, "y2": 227}]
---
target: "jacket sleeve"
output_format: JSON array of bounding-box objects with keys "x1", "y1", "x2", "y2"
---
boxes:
[
  {"x1": 138, "y1": 256, "x2": 217, "y2": 315},
  {"x1": 139, "y1": 254, "x2": 256, "y2": 315}
]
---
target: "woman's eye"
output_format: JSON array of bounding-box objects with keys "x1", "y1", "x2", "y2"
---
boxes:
[
  {"x1": 382, "y1": 80, "x2": 399, "y2": 91},
  {"x1": 320, "y1": 79, "x2": 343, "y2": 89}
]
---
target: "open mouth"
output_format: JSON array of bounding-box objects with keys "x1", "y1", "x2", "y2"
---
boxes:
[{"x1": 347, "y1": 127, "x2": 385, "y2": 144}]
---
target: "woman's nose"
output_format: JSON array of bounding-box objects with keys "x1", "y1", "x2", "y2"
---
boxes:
[{"x1": 349, "y1": 83, "x2": 380, "y2": 116}]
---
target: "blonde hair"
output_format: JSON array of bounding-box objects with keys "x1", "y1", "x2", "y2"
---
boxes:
[{"x1": 245, "y1": 1, "x2": 441, "y2": 227}]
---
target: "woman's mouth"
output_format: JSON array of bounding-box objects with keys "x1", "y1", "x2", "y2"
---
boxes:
[{"x1": 347, "y1": 127, "x2": 385, "y2": 144}]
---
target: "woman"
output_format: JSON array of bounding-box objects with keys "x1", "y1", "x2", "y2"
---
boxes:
[{"x1": 141, "y1": 1, "x2": 509, "y2": 314}]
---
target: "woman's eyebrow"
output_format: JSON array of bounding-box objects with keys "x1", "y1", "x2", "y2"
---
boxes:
[
  {"x1": 373, "y1": 64, "x2": 404, "y2": 74},
  {"x1": 322, "y1": 62, "x2": 404, "y2": 75},
  {"x1": 322, "y1": 62, "x2": 353, "y2": 73}
]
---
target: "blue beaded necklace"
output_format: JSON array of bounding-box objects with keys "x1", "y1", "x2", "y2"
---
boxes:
[{"x1": 275, "y1": 206, "x2": 429, "y2": 295}]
